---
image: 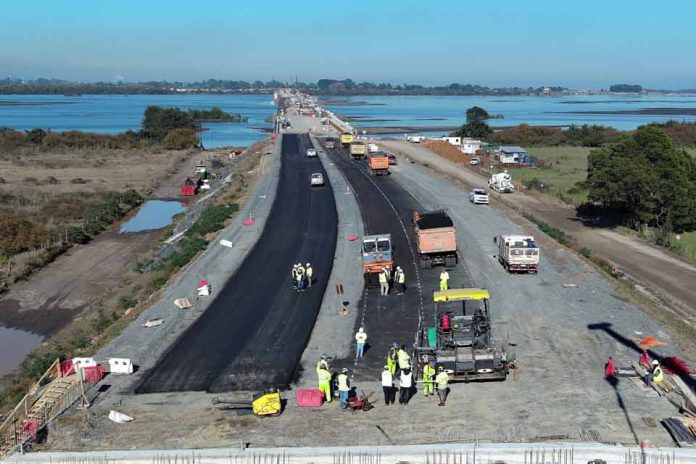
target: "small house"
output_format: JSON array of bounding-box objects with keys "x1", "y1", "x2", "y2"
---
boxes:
[
  {"x1": 439, "y1": 136, "x2": 462, "y2": 146},
  {"x1": 498, "y1": 146, "x2": 532, "y2": 166},
  {"x1": 460, "y1": 138, "x2": 483, "y2": 155}
]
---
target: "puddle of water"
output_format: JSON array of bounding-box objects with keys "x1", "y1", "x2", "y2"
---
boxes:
[
  {"x1": 120, "y1": 200, "x2": 186, "y2": 233},
  {"x1": 0, "y1": 326, "x2": 44, "y2": 374}
]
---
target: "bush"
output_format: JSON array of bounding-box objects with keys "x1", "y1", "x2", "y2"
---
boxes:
[
  {"x1": 186, "y1": 204, "x2": 238, "y2": 238},
  {"x1": 163, "y1": 128, "x2": 198, "y2": 150},
  {"x1": 522, "y1": 178, "x2": 549, "y2": 192},
  {"x1": 118, "y1": 296, "x2": 137, "y2": 310},
  {"x1": 580, "y1": 247, "x2": 592, "y2": 258},
  {"x1": 0, "y1": 210, "x2": 49, "y2": 255}
]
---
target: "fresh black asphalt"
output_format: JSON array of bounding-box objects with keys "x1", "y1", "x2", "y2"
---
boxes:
[
  {"x1": 325, "y1": 146, "x2": 447, "y2": 381},
  {"x1": 137, "y1": 134, "x2": 337, "y2": 393}
]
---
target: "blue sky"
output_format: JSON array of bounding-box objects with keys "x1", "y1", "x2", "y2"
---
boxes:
[{"x1": 2, "y1": 0, "x2": 695, "y2": 88}]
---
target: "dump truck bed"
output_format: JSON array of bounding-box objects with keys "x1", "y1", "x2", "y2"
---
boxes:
[
  {"x1": 413, "y1": 211, "x2": 457, "y2": 254},
  {"x1": 368, "y1": 154, "x2": 389, "y2": 170}
]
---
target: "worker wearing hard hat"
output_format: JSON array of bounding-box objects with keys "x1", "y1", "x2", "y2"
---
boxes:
[
  {"x1": 646, "y1": 359, "x2": 664, "y2": 386},
  {"x1": 386, "y1": 343, "x2": 398, "y2": 375},
  {"x1": 436, "y1": 366, "x2": 451, "y2": 406},
  {"x1": 395, "y1": 266, "x2": 406, "y2": 295},
  {"x1": 396, "y1": 345, "x2": 411, "y2": 374},
  {"x1": 378, "y1": 267, "x2": 389, "y2": 296},
  {"x1": 296, "y1": 263, "x2": 306, "y2": 290},
  {"x1": 355, "y1": 327, "x2": 367, "y2": 359},
  {"x1": 422, "y1": 360, "x2": 436, "y2": 397},
  {"x1": 317, "y1": 364, "x2": 332, "y2": 403},
  {"x1": 337, "y1": 368, "x2": 350, "y2": 409},
  {"x1": 291, "y1": 264, "x2": 299, "y2": 289},
  {"x1": 439, "y1": 269, "x2": 450, "y2": 291},
  {"x1": 381, "y1": 365, "x2": 395, "y2": 405},
  {"x1": 306, "y1": 263, "x2": 313, "y2": 288}
]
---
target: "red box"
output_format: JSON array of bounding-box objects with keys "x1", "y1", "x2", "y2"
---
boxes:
[{"x1": 295, "y1": 389, "x2": 325, "y2": 407}]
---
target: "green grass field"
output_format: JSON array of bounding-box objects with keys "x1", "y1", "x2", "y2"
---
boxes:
[
  {"x1": 509, "y1": 146, "x2": 591, "y2": 204},
  {"x1": 674, "y1": 231, "x2": 696, "y2": 261}
]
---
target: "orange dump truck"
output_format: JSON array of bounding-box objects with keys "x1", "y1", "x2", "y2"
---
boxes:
[
  {"x1": 413, "y1": 210, "x2": 458, "y2": 268},
  {"x1": 367, "y1": 153, "x2": 389, "y2": 176}
]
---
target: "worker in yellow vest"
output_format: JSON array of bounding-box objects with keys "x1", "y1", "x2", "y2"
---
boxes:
[
  {"x1": 436, "y1": 366, "x2": 450, "y2": 406},
  {"x1": 386, "y1": 343, "x2": 398, "y2": 375},
  {"x1": 317, "y1": 365, "x2": 332, "y2": 403},
  {"x1": 646, "y1": 360, "x2": 664, "y2": 385},
  {"x1": 439, "y1": 269, "x2": 450, "y2": 291},
  {"x1": 422, "y1": 360, "x2": 436, "y2": 397}
]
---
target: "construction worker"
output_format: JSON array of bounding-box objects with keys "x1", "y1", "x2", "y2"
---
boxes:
[
  {"x1": 422, "y1": 360, "x2": 436, "y2": 396},
  {"x1": 436, "y1": 366, "x2": 450, "y2": 406},
  {"x1": 395, "y1": 266, "x2": 406, "y2": 295},
  {"x1": 337, "y1": 368, "x2": 350, "y2": 409},
  {"x1": 355, "y1": 327, "x2": 367, "y2": 359},
  {"x1": 386, "y1": 343, "x2": 398, "y2": 375},
  {"x1": 316, "y1": 353, "x2": 330, "y2": 371},
  {"x1": 317, "y1": 364, "x2": 332, "y2": 403},
  {"x1": 305, "y1": 262, "x2": 313, "y2": 288},
  {"x1": 399, "y1": 368, "x2": 413, "y2": 405},
  {"x1": 291, "y1": 264, "x2": 299, "y2": 289},
  {"x1": 381, "y1": 365, "x2": 395, "y2": 405},
  {"x1": 646, "y1": 359, "x2": 664, "y2": 386},
  {"x1": 439, "y1": 269, "x2": 450, "y2": 291},
  {"x1": 296, "y1": 263, "x2": 306, "y2": 290},
  {"x1": 397, "y1": 345, "x2": 411, "y2": 374},
  {"x1": 378, "y1": 267, "x2": 389, "y2": 296}
]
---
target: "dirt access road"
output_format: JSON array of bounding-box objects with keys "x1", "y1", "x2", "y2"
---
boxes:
[{"x1": 382, "y1": 140, "x2": 696, "y2": 330}]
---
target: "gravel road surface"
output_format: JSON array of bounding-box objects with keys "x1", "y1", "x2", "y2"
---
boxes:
[{"x1": 137, "y1": 134, "x2": 337, "y2": 393}]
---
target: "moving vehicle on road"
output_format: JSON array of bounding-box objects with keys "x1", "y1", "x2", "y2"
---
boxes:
[
  {"x1": 325, "y1": 139, "x2": 336, "y2": 149},
  {"x1": 406, "y1": 134, "x2": 425, "y2": 143},
  {"x1": 367, "y1": 143, "x2": 380, "y2": 153},
  {"x1": 469, "y1": 157, "x2": 481, "y2": 165},
  {"x1": 310, "y1": 173, "x2": 325, "y2": 186},
  {"x1": 489, "y1": 171, "x2": 515, "y2": 193},
  {"x1": 416, "y1": 288, "x2": 512, "y2": 382},
  {"x1": 387, "y1": 154, "x2": 398, "y2": 165},
  {"x1": 469, "y1": 188, "x2": 489, "y2": 205},
  {"x1": 361, "y1": 234, "x2": 393, "y2": 286},
  {"x1": 306, "y1": 148, "x2": 317, "y2": 157},
  {"x1": 413, "y1": 210, "x2": 458, "y2": 268},
  {"x1": 350, "y1": 142, "x2": 367, "y2": 160},
  {"x1": 367, "y1": 152, "x2": 390, "y2": 176},
  {"x1": 494, "y1": 235, "x2": 539, "y2": 273},
  {"x1": 340, "y1": 132, "x2": 355, "y2": 147}
]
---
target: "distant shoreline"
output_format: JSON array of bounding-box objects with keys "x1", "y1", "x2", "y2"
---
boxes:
[
  {"x1": 0, "y1": 100, "x2": 77, "y2": 106},
  {"x1": 550, "y1": 107, "x2": 696, "y2": 116}
]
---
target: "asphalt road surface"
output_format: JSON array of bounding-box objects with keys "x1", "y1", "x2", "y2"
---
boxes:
[
  {"x1": 325, "y1": 146, "x2": 474, "y2": 381},
  {"x1": 137, "y1": 134, "x2": 337, "y2": 393}
]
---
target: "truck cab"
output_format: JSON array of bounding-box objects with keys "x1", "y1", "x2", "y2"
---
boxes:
[
  {"x1": 361, "y1": 234, "x2": 393, "y2": 285},
  {"x1": 494, "y1": 235, "x2": 539, "y2": 273}
]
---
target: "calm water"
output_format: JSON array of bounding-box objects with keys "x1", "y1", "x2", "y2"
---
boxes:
[
  {"x1": 0, "y1": 94, "x2": 276, "y2": 148},
  {"x1": 120, "y1": 200, "x2": 186, "y2": 233},
  {"x1": 323, "y1": 95, "x2": 696, "y2": 134},
  {"x1": 0, "y1": 326, "x2": 44, "y2": 374}
]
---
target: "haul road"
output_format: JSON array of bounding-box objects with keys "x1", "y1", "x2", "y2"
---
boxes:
[{"x1": 137, "y1": 134, "x2": 337, "y2": 393}]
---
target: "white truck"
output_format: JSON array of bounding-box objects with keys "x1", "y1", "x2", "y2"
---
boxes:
[
  {"x1": 367, "y1": 143, "x2": 380, "y2": 153},
  {"x1": 494, "y1": 235, "x2": 539, "y2": 273},
  {"x1": 406, "y1": 134, "x2": 425, "y2": 143},
  {"x1": 489, "y1": 171, "x2": 515, "y2": 193}
]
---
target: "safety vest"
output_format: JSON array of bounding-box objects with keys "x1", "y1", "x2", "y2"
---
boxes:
[
  {"x1": 297, "y1": 266, "x2": 305, "y2": 277},
  {"x1": 436, "y1": 371, "x2": 449, "y2": 389},
  {"x1": 337, "y1": 373, "x2": 350, "y2": 391},
  {"x1": 423, "y1": 364, "x2": 435, "y2": 381},
  {"x1": 653, "y1": 366, "x2": 664, "y2": 383},
  {"x1": 397, "y1": 271, "x2": 405, "y2": 283},
  {"x1": 397, "y1": 349, "x2": 410, "y2": 369},
  {"x1": 355, "y1": 331, "x2": 367, "y2": 344},
  {"x1": 317, "y1": 368, "x2": 331, "y2": 384},
  {"x1": 306, "y1": 266, "x2": 313, "y2": 277},
  {"x1": 378, "y1": 272, "x2": 387, "y2": 283}
]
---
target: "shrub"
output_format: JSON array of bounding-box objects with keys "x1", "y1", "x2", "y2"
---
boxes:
[
  {"x1": 0, "y1": 210, "x2": 49, "y2": 255},
  {"x1": 580, "y1": 247, "x2": 592, "y2": 258},
  {"x1": 118, "y1": 296, "x2": 137, "y2": 310},
  {"x1": 163, "y1": 128, "x2": 198, "y2": 150}
]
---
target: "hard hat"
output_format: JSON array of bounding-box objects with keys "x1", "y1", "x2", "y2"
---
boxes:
[
  {"x1": 652, "y1": 360, "x2": 659, "y2": 366},
  {"x1": 396, "y1": 266, "x2": 401, "y2": 270},
  {"x1": 438, "y1": 366, "x2": 444, "y2": 371},
  {"x1": 392, "y1": 341, "x2": 399, "y2": 347},
  {"x1": 342, "y1": 367, "x2": 349, "y2": 373},
  {"x1": 306, "y1": 263, "x2": 310, "y2": 266},
  {"x1": 384, "y1": 365, "x2": 389, "y2": 370},
  {"x1": 358, "y1": 327, "x2": 364, "y2": 332}
]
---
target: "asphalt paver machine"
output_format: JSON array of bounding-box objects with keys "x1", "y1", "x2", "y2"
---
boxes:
[{"x1": 417, "y1": 288, "x2": 513, "y2": 382}]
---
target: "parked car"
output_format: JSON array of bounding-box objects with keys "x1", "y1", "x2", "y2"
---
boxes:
[
  {"x1": 307, "y1": 148, "x2": 317, "y2": 157},
  {"x1": 310, "y1": 173, "x2": 325, "y2": 186},
  {"x1": 469, "y1": 188, "x2": 489, "y2": 205},
  {"x1": 469, "y1": 157, "x2": 481, "y2": 165},
  {"x1": 387, "y1": 154, "x2": 398, "y2": 165}
]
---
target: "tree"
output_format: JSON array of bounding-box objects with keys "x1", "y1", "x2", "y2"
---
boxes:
[
  {"x1": 460, "y1": 120, "x2": 492, "y2": 139},
  {"x1": 466, "y1": 106, "x2": 489, "y2": 122},
  {"x1": 163, "y1": 128, "x2": 199, "y2": 150},
  {"x1": 141, "y1": 106, "x2": 198, "y2": 141},
  {"x1": 586, "y1": 125, "x2": 696, "y2": 233}
]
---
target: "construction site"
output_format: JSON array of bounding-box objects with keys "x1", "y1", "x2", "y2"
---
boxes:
[{"x1": 2, "y1": 90, "x2": 696, "y2": 464}]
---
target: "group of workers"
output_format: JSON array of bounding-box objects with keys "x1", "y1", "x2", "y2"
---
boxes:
[
  {"x1": 378, "y1": 265, "x2": 406, "y2": 296},
  {"x1": 605, "y1": 351, "x2": 664, "y2": 386},
  {"x1": 291, "y1": 262, "x2": 313, "y2": 291},
  {"x1": 316, "y1": 355, "x2": 354, "y2": 409}
]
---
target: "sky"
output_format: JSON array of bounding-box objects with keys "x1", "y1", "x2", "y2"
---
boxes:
[{"x1": 2, "y1": 0, "x2": 695, "y2": 88}]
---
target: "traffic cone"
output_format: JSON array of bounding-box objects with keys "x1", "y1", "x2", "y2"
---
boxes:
[{"x1": 243, "y1": 213, "x2": 255, "y2": 226}]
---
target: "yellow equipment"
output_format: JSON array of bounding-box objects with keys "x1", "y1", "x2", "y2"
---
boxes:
[{"x1": 252, "y1": 390, "x2": 282, "y2": 416}]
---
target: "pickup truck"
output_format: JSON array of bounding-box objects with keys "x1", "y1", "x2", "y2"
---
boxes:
[
  {"x1": 413, "y1": 210, "x2": 458, "y2": 268},
  {"x1": 350, "y1": 142, "x2": 367, "y2": 160}
]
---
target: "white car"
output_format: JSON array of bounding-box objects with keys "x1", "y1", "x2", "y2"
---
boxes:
[
  {"x1": 310, "y1": 173, "x2": 325, "y2": 186},
  {"x1": 469, "y1": 188, "x2": 489, "y2": 204},
  {"x1": 306, "y1": 148, "x2": 317, "y2": 157},
  {"x1": 406, "y1": 134, "x2": 425, "y2": 143},
  {"x1": 469, "y1": 157, "x2": 481, "y2": 165}
]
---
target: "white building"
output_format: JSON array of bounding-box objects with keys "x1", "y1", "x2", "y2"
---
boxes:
[
  {"x1": 438, "y1": 136, "x2": 461, "y2": 146},
  {"x1": 460, "y1": 138, "x2": 483, "y2": 155}
]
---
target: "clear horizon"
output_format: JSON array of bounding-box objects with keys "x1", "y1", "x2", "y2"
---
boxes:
[{"x1": 2, "y1": 0, "x2": 696, "y2": 89}]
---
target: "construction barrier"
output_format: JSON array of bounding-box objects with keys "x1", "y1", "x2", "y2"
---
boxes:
[
  {"x1": 295, "y1": 389, "x2": 324, "y2": 407},
  {"x1": 72, "y1": 357, "x2": 97, "y2": 370},
  {"x1": 108, "y1": 358, "x2": 134, "y2": 374},
  {"x1": 82, "y1": 365, "x2": 105, "y2": 383},
  {"x1": 59, "y1": 359, "x2": 75, "y2": 377}
]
